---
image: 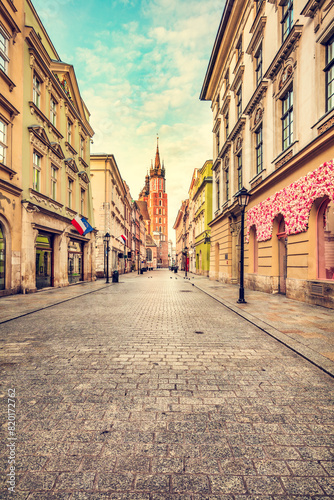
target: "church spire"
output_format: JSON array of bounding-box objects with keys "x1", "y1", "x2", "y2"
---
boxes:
[{"x1": 155, "y1": 135, "x2": 161, "y2": 169}]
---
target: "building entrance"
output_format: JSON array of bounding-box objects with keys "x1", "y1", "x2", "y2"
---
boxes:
[{"x1": 36, "y1": 233, "x2": 53, "y2": 289}]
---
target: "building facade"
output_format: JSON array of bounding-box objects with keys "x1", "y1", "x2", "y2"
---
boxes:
[
  {"x1": 0, "y1": 0, "x2": 23, "y2": 295},
  {"x1": 193, "y1": 160, "x2": 213, "y2": 276},
  {"x1": 1, "y1": 0, "x2": 95, "y2": 295},
  {"x1": 139, "y1": 139, "x2": 169, "y2": 268},
  {"x1": 90, "y1": 154, "x2": 130, "y2": 277},
  {"x1": 201, "y1": 0, "x2": 334, "y2": 308}
]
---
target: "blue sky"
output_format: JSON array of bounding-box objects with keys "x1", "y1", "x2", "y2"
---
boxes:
[{"x1": 32, "y1": 0, "x2": 224, "y2": 241}]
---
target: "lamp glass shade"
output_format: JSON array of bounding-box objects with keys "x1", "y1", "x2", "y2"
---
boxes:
[
  {"x1": 235, "y1": 187, "x2": 250, "y2": 207},
  {"x1": 104, "y1": 232, "x2": 110, "y2": 243}
]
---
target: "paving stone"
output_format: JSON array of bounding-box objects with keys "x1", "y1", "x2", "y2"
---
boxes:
[{"x1": 0, "y1": 271, "x2": 333, "y2": 498}]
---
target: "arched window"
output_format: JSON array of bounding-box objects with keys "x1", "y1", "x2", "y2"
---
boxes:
[
  {"x1": 0, "y1": 223, "x2": 5, "y2": 290},
  {"x1": 318, "y1": 198, "x2": 334, "y2": 280}
]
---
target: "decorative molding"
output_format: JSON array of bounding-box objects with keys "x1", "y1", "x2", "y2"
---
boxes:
[
  {"x1": 247, "y1": 16, "x2": 267, "y2": 56},
  {"x1": 0, "y1": 163, "x2": 17, "y2": 180},
  {"x1": 229, "y1": 117, "x2": 246, "y2": 142},
  {"x1": 0, "y1": 68, "x2": 16, "y2": 92},
  {"x1": 275, "y1": 149, "x2": 293, "y2": 170},
  {"x1": 230, "y1": 64, "x2": 245, "y2": 93},
  {"x1": 65, "y1": 141, "x2": 78, "y2": 156},
  {"x1": 244, "y1": 80, "x2": 269, "y2": 116},
  {"x1": 29, "y1": 189, "x2": 48, "y2": 206},
  {"x1": 264, "y1": 25, "x2": 303, "y2": 81},
  {"x1": 318, "y1": 115, "x2": 334, "y2": 135},
  {"x1": 78, "y1": 157, "x2": 89, "y2": 170},
  {"x1": 65, "y1": 158, "x2": 79, "y2": 175},
  {"x1": 218, "y1": 140, "x2": 232, "y2": 160}
]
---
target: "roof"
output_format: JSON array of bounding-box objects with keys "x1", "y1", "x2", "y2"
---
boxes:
[{"x1": 136, "y1": 200, "x2": 150, "y2": 220}]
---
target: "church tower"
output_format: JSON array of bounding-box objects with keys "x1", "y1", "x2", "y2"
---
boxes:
[{"x1": 139, "y1": 137, "x2": 169, "y2": 267}]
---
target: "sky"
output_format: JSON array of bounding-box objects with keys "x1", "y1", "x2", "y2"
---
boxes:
[{"x1": 32, "y1": 0, "x2": 224, "y2": 243}]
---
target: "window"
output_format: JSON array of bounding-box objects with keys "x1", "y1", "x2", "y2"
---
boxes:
[
  {"x1": 0, "y1": 120, "x2": 7, "y2": 165},
  {"x1": 282, "y1": 88, "x2": 293, "y2": 150},
  {"x1": 225, "y1": 69, "x2": 229, "y2": 90},
  {"x1": 216, "y1": 178, "x2": 220, "y2": 210},
  {"x1": 81, "y1": 189, "x2": 85, "y2": 214},
  {"x1": 237, "y1": 86, "x2": 242, "y2": 119},
  {"x1": 237, "y1": 153, "x2": 242, "y2": 191},
  {"x1": 0, "y1": 29, "x2": 9, "y2": 74},
  {"x1": 68, "y1": 178, "x2": 73, "y2": 208},
  {"x1": 325, "y1": 35, "x2": 334, "y2": 112},
  {"x1": 225, "y1": 112, "x2": 229, "y2": 139},
  {"x1": 255, "y1": 44, "x2": 263, "y2": 87},
  {"x1": 50, "y1": 97, "x2": 57, "y2": 126},
  {"x1": 318, "y1": 198, "x2": 334, "y2": 280},
  {"x1": 216, "y1": 130, "x2": 220, "y2": 155},
  {"x1": 33, "y1": 152, "x2": 41, "y2": 192},
  {"x1": 225, "y1": 167, "x2": 229, "y2": 201},
  {"x1": 255, "y1": 0, "x2": 264, "y2": 14},
  {"x1": 80, "y1": 136, "x2": 85, "y2": 158},
  {"x1": 159, "y1": 192, "x2": 162, "y2": 197},
  {"x1": 67, "y1": 119, "x2": 72, "y2": 144},
  {"x1": 255, "y1": 125, "x2": 263, "y2": 174},
  {"x1": 51, "y1": 165, "x2": 57, "y2": 199},
  {"x1": 33, "y1": 74, "x2": 41, "y2": 108},
  {"x1": 236, "y1": 38, "x2": 242, "y2": 61},
  {"x1": 282, "y1": 0, "x2": 293, "y2": 42}
]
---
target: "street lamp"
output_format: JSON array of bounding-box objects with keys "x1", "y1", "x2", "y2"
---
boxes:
[
  {"x1": 235, "y1": 187, "x2": 250, "y2": 304},
  {"x1": 184, "y1": 246, "x2": 188, "y2": 277},
  {"x1": 103, "y1": 232, "x2": 111, "y2": 283}
]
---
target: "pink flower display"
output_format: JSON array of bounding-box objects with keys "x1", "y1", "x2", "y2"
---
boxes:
[{"x1": 246, "y1": 160, "x2": 334, "y2": 242}]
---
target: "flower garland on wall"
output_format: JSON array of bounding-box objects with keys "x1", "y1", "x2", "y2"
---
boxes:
[{"x1": 246, "y1": 160, "x2": 334, "y2": 242}]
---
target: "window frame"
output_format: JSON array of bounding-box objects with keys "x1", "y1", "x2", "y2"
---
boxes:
[
  {"x1": 281, "y1": 0, "x2": 293, "y2": 43},
  {"x1": 281, "y1": 87, "x2": 293, "y2": 151},
  {"x1": 51, "y1": 164, "x2": 58, "y2": 200},
  {"x1": 237, "y1": 153, "x2": 243, "y2": 191},
  {"x1": 0, "y1": 28, "x2": 9, "y2": 75},
  {"x1": 33, "y1": 151, "x2": 42, "y2": 192},
  {"x1": 325, "y1": 35, "x2": 334, "y2": 112},
  {"x1": 33, "y1": 73, "x2": 41, "y2": 108},
  {"x1": 68, "y1": 177, "x2": 73, "y2": 209},
  {"x1": 0, "y1": 119, "x2": 7, "y2": 165},
  {"x1": 255, "y1": 44, "x2": 263, "y2": 87},
  {"x1": 50, "y1": 96, "x2": 57, "y2": 127},
  {"x1": 236, "y1": 85, "x2": 242, "y2": 119},
  {"x1": 255, "y1": 124, "x2": 263, "y2": 174}
]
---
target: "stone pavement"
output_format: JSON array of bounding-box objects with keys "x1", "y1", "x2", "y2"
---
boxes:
[
  {"x1": 0, "y1": 270, "x2": 333, "y2": 499},
  {"x1": 177, "y1": 272, "x2": 334, "y2": 378}
]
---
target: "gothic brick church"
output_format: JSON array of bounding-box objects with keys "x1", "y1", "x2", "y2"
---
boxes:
[{"x1": 138, "y1": 138, "x2": 169, "y2": 268}]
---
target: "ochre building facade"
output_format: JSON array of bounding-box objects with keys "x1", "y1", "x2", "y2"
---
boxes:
[{"x1": 201, "y1": 0, "x2": 334, "y2": 308}]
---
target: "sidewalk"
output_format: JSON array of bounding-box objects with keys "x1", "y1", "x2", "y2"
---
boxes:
[{"x1": 177, "y1": 270, "x2": 334, "y2": 377}]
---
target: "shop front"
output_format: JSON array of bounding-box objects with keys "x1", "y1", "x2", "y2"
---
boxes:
[
  {"x1": 68, "y1": 239, "x2": 83, "y2": 284},
  {"x1": 35, "y1": 233, "x2": 53, "y2": 290}
]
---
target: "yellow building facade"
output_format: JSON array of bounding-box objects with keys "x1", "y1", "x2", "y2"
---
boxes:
[
  {"x1": 201, "y1": 0, "x2": 334, "y2": 308},
  {"x1": 1, "y1": 0, "x2": 95, "y2": 294}
]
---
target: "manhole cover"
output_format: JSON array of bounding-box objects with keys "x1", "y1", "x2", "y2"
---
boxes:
[
  {"x1": 195, "y1": 331, "x2": 204, "y2": 334},
  {"x1": 180, "y1": 290, "x2": 192, "y2": 292}
]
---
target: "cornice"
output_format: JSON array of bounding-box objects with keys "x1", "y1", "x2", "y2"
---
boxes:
[
  {"x1": 0, "y1": 68, "x2": 16, "y2": 92},
  {"x1": 0, "y1": 162, "x2": 16, "y2": 180},
  {"x1": 244, "y1": 80, "x2": 269, "y2": 116},
  {"x1": 218, "y1": 140, "x2": 232, "y2": 160},
  {"x1": 0, "y1": 2, "x2": 20, "y2": 39},
  {"x1": 246, "y1": 16, "x2": 267, "y2": 55},
  {"x1": 0, "y1": 177, "x2": 21, "y2": 195},
  {"x1": 0, "y1": 93, "x2": 19, "y2": 117},
  {"x1": 264, "y1": 25, "x2": 303, "y2": 81},
  {"x1": 301, "y1": 0, "x2": 322, "y2": 17},
  {"x1": 230, "y1": 64, "x2": 245, "y2": 92},
  {"x1": 229, "y1": 117, "x2": 246, "y2": 142}
]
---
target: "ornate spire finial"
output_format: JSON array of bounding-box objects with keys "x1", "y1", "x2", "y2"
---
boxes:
[{"x1": 154, "y1": 135, "x2": 161, "y2": 169}]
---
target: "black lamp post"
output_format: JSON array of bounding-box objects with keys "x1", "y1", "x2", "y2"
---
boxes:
[
  {"x1": 235, "y1": 187, "x2": 250, "y2": 304},
  {"x1": 103, "y1": 232, "x2": 111, "y2": 283},
  {"x1": 184, "y1": 246, "x2": 188, "y2": 277}
]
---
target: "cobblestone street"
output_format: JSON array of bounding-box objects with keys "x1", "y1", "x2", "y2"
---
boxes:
[{"x1": 1, "y1": 270, "x2": 334, "y2": 499}]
